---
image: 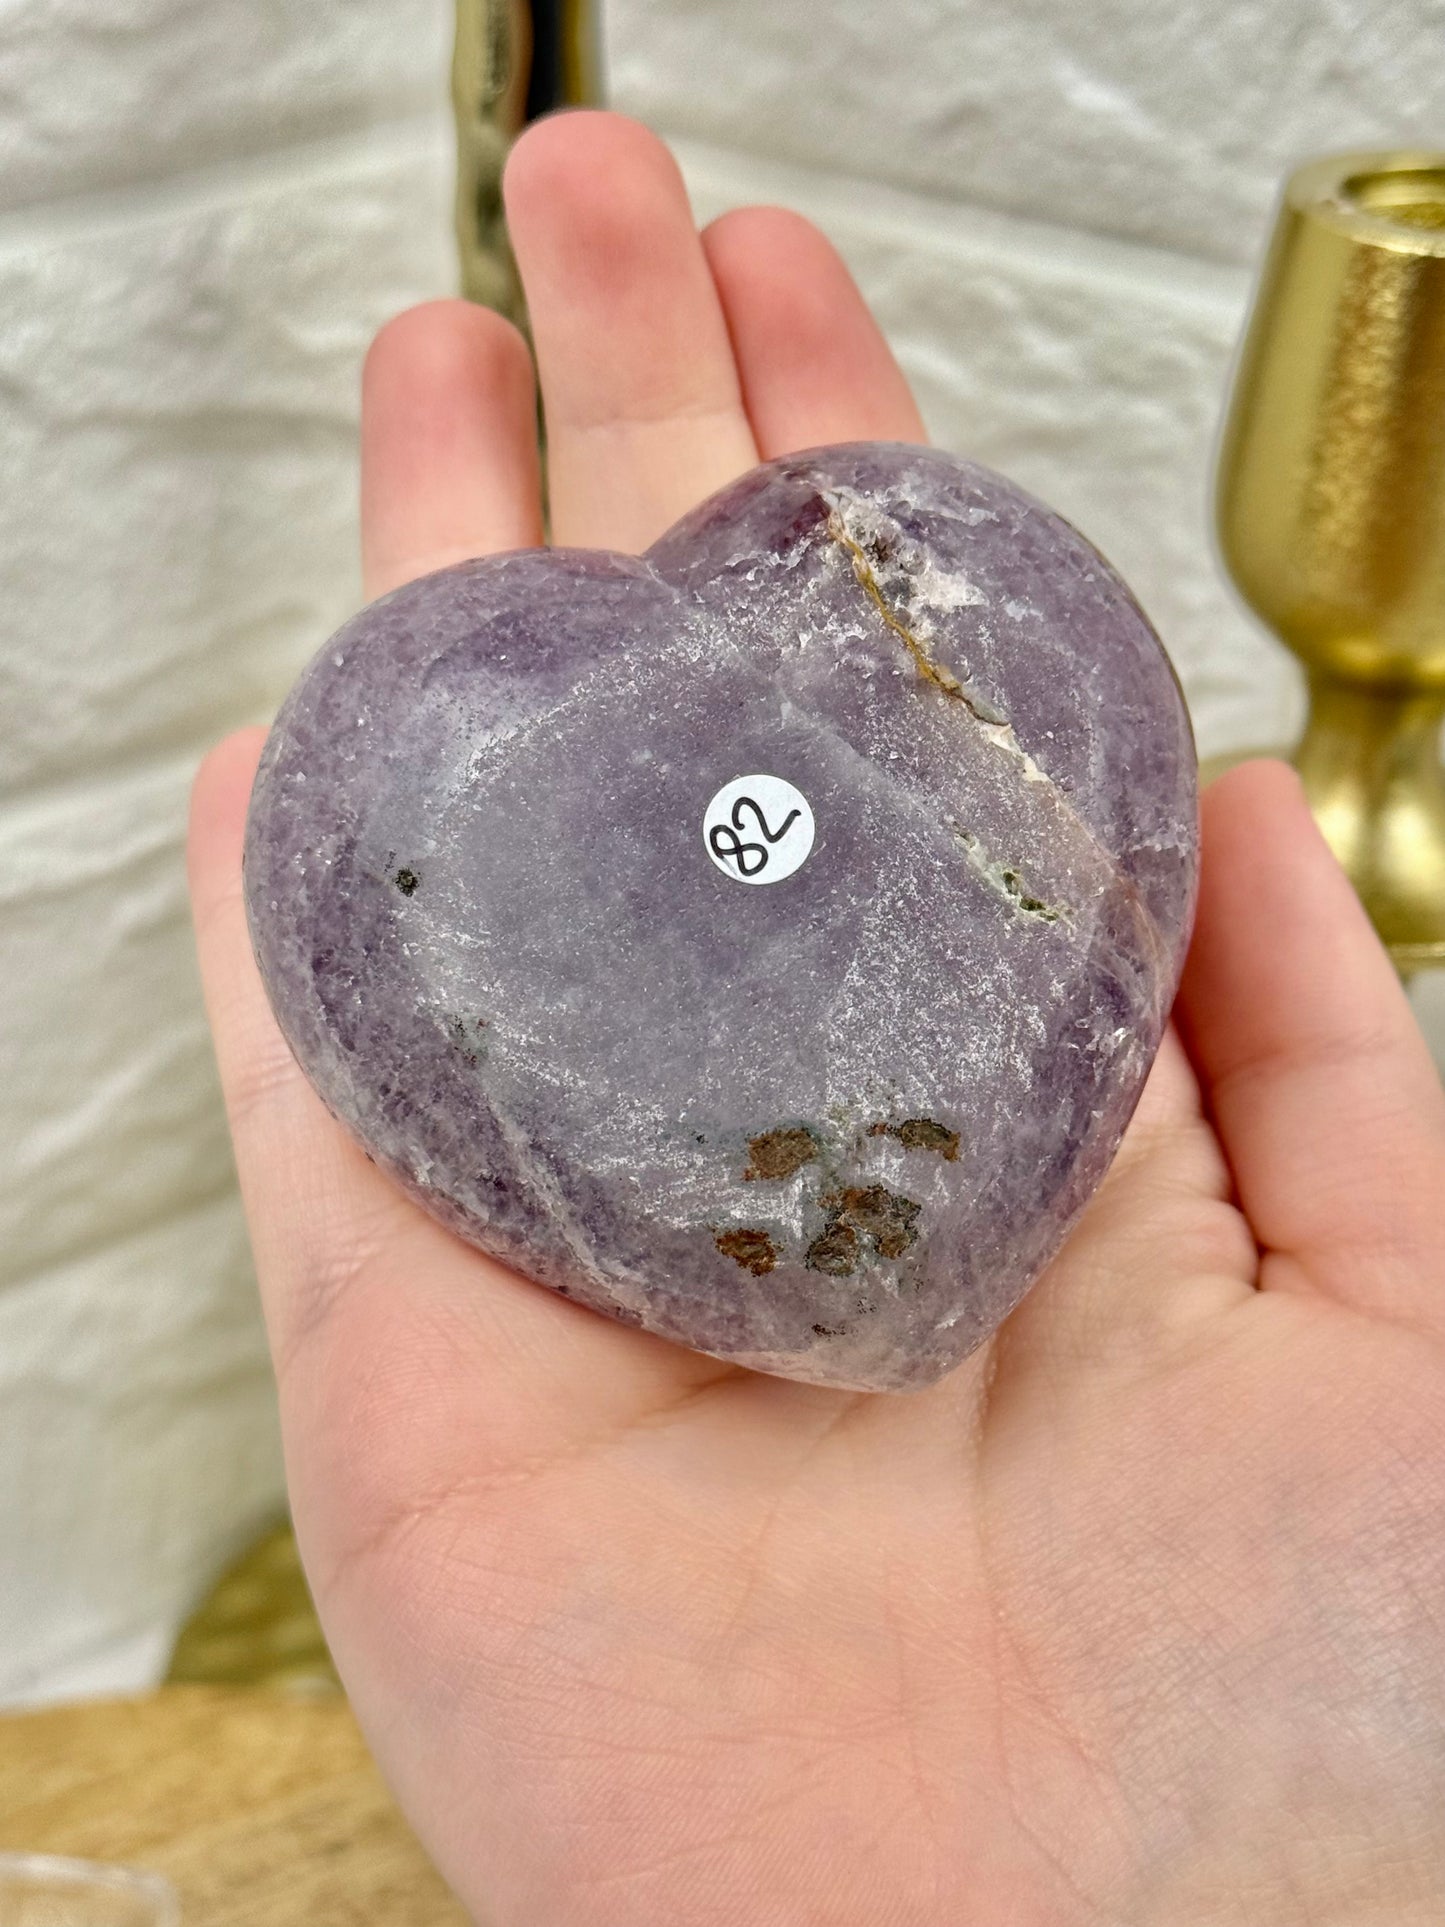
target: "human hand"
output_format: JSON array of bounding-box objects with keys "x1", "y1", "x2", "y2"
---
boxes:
[{"x1": 189, "y1": 112, "x2": 1445, "y2": 1925}]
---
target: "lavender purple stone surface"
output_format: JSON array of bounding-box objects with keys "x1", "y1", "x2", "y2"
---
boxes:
[{"x1": 244, "y1": 443, "x2": 1197, "y2": 1392}]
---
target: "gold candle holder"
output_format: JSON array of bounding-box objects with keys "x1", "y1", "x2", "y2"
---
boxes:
[
  {"x1": 168, "y1": 1518, "x2": 338, "y2": 1693},
  {"x1": 454, "y1": 0, "x2": 602, "y2": 316},
  {"x1": 1216, "y1": 152, "x2": 1445, "y2": 971}
]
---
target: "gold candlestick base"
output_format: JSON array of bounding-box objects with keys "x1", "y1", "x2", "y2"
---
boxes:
[
  {"x1": 1296, "y1": 674, "x2": 1445, "y2": 968},
  {"x1": 1217, "y1": 152, "x2": 1445, "y2": 970},
  {"x1": 167, "y1": 1519, "x2": 337, "y2": 1694}
]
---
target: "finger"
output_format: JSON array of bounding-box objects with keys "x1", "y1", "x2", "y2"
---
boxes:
[
  {"x1": 188, "y1": 732, "x2": 416, "y2": 1346},
  {"x1": 189, "y1": 734, "x2": 734, "y2": 1584},
  {"x1": 702, "y1": 206, "x2": 926, "y2": 455},
  {"x1": 360, "y1": 299, "x2": 542, "y2": 599},
  {"x1": 1176, "y1": 758, "x2": 1445, "y2": 1332},
  {"x1": 503, "y1": 111, "x2": 758, "y2": 552},
  {"x1": 993, "y1": 1024, "x2": 1257, "y2": 1380}
]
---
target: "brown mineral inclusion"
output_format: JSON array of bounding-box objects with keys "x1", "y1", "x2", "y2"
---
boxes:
[{"x1": 744, "y1": 1127, "x2": 820, "y2": 1182}]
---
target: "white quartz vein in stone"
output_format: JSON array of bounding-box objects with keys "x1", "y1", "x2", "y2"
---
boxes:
[{"x1": 820, "y1": 491, "x2": 1175, "y2": 989}]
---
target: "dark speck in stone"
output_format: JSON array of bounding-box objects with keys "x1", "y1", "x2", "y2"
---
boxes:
[
  {"x1": 446, "y1": 1014, "x2": 490, "y2": 1068},
  {"x1": 744, "y1": 1126, "x2": 820, "y2": 1182},
  {"x1": 394, "y1": 867, "x2": 419, "y2": 897}
]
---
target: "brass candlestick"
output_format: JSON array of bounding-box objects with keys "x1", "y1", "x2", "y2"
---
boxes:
[
  {"x1": 454, "y1": 0, "x2": 602, "y2": 315},
  {"x1": 168, "y1": 1518, "x2": 338, "y2": 1694},
  {"x1": 1216, "y1": 152, "x2": 1445, "y2": 971}
]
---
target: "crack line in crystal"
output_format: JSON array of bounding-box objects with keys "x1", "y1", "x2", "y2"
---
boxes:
[
  {"x1": 483, "y1": 1083, "x2": 652, "y2": 1320},
  {"x1": 824, "y1": 506, "x2": 987, "y2": 715},
  {"x1": 949, "y1": 825, "x2": 1069, "y2": 925},
  {"x1": 820, "y1": 488, "x2": 1172, "y2": 989}
]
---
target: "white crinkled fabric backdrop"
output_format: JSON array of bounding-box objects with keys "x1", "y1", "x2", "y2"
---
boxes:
[{"x1": 2, "y1": 0, "x2": 1442, "y2": 1705}]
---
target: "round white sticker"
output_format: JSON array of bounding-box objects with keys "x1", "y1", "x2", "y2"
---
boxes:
[{"x1": 703, "y1": 774, "x2": 815, "y2": 886}]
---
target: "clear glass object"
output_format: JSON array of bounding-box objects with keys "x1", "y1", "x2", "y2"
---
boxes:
[{"x1": 0, "y1": 1855, "x2": 179, "y2": 1927}]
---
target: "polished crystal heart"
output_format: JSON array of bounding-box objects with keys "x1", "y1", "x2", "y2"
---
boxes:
[{"x1": 244, "y1": 444, "x2": 1197, "y2": 1392}]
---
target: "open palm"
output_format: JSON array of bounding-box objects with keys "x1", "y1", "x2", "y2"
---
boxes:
[{"x1": 189, "y1": 113, "x2": 1445, "y2": 1925}]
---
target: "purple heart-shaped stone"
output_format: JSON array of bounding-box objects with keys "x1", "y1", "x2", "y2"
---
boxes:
[{"x1": 244, "y1": 443, "x2": 1197, "y2": 1392}]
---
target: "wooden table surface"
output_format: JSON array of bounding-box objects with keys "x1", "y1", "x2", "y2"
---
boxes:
[{"x1": 0, "y1": 1686, "x2": 471, "y2": 1925}]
